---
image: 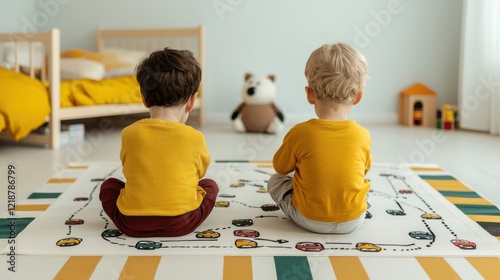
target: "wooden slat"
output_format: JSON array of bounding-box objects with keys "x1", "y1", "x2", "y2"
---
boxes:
[
  {"x1": 97, "y1": 27, "x2": 202, "y2": 39},
  {"x1": 0, "y1": 31, "x2": 54, "y2": 42},
  {"x1": 59, "y1": 99, "x2": 200, "y2": 120}
]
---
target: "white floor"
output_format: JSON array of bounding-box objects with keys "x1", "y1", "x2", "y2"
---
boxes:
[{"x1": 1, "y1": 118, "x2": 500, "y2": 213}]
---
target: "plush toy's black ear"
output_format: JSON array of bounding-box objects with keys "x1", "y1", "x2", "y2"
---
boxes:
[
  {"x1": 268, "y1": 75, "x2": 276, "y2": 82},
  {"x1": 244, "y1": 73, "x2": 253, "y2": 81}
]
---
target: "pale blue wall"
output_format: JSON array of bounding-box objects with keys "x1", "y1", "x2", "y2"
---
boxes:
[
  {"x1": 2, "y1": 0, "x2": 463, "y2": 123},
  {"x1": 0, "y1": 0, "x2": 38, "y2": 33}
]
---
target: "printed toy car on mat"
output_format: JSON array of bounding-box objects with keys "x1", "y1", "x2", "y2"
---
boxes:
[
  {"x1": 409, "y1": 231, "x2": 434, "y2": 240},
  {"x1": 356, "y1": 242, "x2": 381, "y2": 252},
  {"x1": 421, "y1": 213, "x2": 442, "y2": 219},
  {"x1": 386, "y1": 210, "x2": 406, "y2": 216},
  {"x1": 232, "y1": 219, "x2": 253, "y2": 227},
  {"x1": 73, "y1": 197, "x2": 89, "y2": 201},
  {"x1": 196, "y1": 230, "x2": 220, "y2": 238},
  {"x1": 234, "y1": 229, "x2": 260, "y2": 238},
  {"x1": 398, "y1": 189, "x2": 413, "y2": 194},
  {"x1": 261, "y1": 204, "x2": 279, "y2": 211},
  {"x1": 65, "y1": 219, "x2": 84, "y2": 225},
  {"x1": 215, "y1": 201, "x2": 230, "y2": 207},
  {"x1": 295, "y1": 242, "x2": 324, "y2": 252},
  {"x1": 101, "y1": 229, "x2": 123, "y2": 237},
  {"x1": 451, "y1": 239, "x2": 476, "y2": 249},
  {"x1": 56, "y1": 237, "x2": 82, "y2": 247},
  {"x1": 135, "y1": 240, "x2": 162, "y2": 250},
  {"x1": 235, "y1": 239, "x2": 258, "y2": 248}
]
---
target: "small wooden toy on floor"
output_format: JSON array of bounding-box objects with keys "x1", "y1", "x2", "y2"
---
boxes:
[{"x1": 399, "y1": 83, "x2": 437, "y2": 127}]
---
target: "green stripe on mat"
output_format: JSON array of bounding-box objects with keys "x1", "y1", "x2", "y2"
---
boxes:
[
  {"x1": 439, "y1": 191, "x2": 481, "y2": 198},
  {"x1": 0, "y1": 217, "x2": 35, "y2": 238},
  {"x1": 274, "y1": 256, "x2": 312, "y2": 280},
  {"x1": 419, "y1": 175, "x2": 456, "y2": 180},
  {"x1": 28, "y1": 192, "x2": 62, "y2": 199},
  {"x1": 455, "y1": 204, "x2": 500, "y2": 216}
]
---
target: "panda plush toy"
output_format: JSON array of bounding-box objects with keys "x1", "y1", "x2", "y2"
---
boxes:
[{"x1": 231, "y1": 73, "x2": 284, "y2": 133}]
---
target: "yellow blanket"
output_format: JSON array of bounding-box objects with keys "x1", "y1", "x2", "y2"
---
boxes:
[
  {"x1": 60, "y1": 75, "x2": 142, "y2": 107},
  {"x1": 0, "y1": 67, "x2": 50, "y2": 141},
  {"x1": 0, "y1": 66, "x2": 142, "y2": 141}
]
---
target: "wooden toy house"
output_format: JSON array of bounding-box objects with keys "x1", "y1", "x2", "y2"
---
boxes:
[{"x1": 399, "y1": 83, "x2": 437, "y2": 127}]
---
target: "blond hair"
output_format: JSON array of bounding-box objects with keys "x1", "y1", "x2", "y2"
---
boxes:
[{"x1": 304, "y1": 43, "x2": 368, "y2": 108}]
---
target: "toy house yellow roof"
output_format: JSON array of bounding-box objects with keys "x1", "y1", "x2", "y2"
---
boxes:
[{"x1": 400, "y1": 83, "x2": 436, "y2": 96}]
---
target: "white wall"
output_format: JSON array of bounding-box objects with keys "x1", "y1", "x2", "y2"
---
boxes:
[
  {"x1": 459, "y1": 0, "x2": 500, "y2": 133},
  {"x1": 4, "y1": 0, "x2": 463, "y2": 124}
]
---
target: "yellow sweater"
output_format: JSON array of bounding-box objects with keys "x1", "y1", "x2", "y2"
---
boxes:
[
  {"x1": 273, "y1": 119, "x2": 372, "y2": 222},
  {"x1": 117, "y1": 118, "x2": 210, "y2": 216}
]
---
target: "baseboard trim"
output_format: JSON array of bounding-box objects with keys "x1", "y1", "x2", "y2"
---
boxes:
[{"x1": 205, "y1": 112, "x2": 398, "y2": 126}]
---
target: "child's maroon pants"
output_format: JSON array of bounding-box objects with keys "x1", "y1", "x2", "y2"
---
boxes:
[{"x1": 99, "y1": 177, "x2": 219, "y2": 237}]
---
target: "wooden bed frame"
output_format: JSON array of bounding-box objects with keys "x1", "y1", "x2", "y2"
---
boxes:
[{"x1": 0, "y1": 26, "x2": 205, "y2": 149}]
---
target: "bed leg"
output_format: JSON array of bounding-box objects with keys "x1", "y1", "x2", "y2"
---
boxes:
[{"x1": 49, "y1": 120, "x2": 60, "y2": 149}]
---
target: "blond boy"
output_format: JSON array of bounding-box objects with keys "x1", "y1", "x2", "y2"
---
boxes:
[{"x1": 268, "y1": 43, "x2": 372, "y2": 234}]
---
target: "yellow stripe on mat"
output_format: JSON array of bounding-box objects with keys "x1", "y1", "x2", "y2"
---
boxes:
[
  {"x1": 466, "y1": 215, "x2": 500, "y2": 223},
  {"x1": 223, "y1": 256, "x2": 252, "y2": 280},
  {"x1": 119, "y1": 256, "x2": 161, "y2": 280},
  {"x1": 445, "y1": 197, "x2": 494, "y2": 205},
  {"x1": 424, "y1": 180, "x2": 471, "y2": 192},
  {"x1": 416, "y1": 257, "x2": 460, "y2": 279},
  {"x1": 410, "y1": 167, "x2": 444, "y2": 172},
  {"x1": 14, "y1": 204, "x2": 50, "y2": 211},
  {"x1": 466, "y1": 257, "x2": 500, "y2": 280},
  {"x1": 329, "y1": 256, "x2": 368, "y2": 280},
  {"x1": 47, "y1": 178, "x2": 77, "y2": 184},
  {"x1": 53, "y1": 256, "x2": 102, "y2": 280},
  {"x1": 66, "y1": 165, "x2": 89, "y2": 169}
]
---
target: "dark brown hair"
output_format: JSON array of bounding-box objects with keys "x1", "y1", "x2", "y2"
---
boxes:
[{"x1": 135, "y1": 47, "x2": 201, "y2": 107}]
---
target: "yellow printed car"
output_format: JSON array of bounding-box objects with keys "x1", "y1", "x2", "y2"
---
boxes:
[
  {"x1": 196, "y1": 230, "x2": 221, "y2": 238},
  {"x1": 421, "y1": 213, "x2": 442, "y2": 219},
  {"x1": 356, "y1": 242, "x2": 381, "y2": 252},
  {"x1": 235, "y1": 239, "x2": 257, "y2": 248},
  {"x1": 215, "y1": 201, "x2": 230, "y2": 207},
  {"x1": 56, "y1": 237, "x2": 82, "y2": 247}
]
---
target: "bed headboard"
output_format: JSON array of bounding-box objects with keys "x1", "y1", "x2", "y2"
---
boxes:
[
  {"x1": 96, "y1": 25, "x2": 205, "y2": 101},
  {"x1": 96, "y1": 26, "x2": 204, "y2": 71}
]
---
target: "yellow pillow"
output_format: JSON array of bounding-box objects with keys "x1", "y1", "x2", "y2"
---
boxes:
[{"x1": 0, "y1": 67, "x2": 50, "y2": 141}]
